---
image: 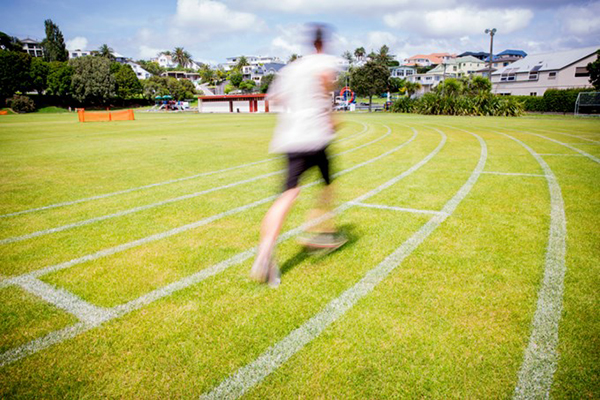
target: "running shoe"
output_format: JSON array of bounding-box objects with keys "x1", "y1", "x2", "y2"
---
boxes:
[
  {"x1": 298, "y1": 232, "x2": 348, "y2": 250},
  {"x1": 250, "y1": 251, "x2": 271, "y2": 283}
]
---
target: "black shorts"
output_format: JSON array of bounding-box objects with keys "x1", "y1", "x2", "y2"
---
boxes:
[{"x1": 284, "y1": 148, "x2": 331, "y2": 191}]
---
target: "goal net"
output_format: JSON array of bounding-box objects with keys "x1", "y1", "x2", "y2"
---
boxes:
[{"x1": 575, "y1": 91, "x2": 600, "y2": 116}]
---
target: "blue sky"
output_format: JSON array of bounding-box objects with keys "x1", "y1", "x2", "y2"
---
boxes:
[{"x1": 2, "y1": 0, "x2": 599, "y2": 64}]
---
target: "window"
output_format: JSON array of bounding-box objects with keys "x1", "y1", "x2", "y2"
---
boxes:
[
  {"x1": 529, "y1": 64, "x2": 542, "y2": 80},
  {"x1": 575, "y1": 67, "x2": 589, "y2": 77},
  {"x1": 548, "y1": 71, "x2": 557, "y2": 80},
  {"x1": 72, "y1": 53, "x2": 78, "y2": 57},
  {"x1": 406, "y1": 70, "x2": 414, "y2": 76},
  {"x1": 530, "y1": 92, "x2": 537, "y2": 96}
]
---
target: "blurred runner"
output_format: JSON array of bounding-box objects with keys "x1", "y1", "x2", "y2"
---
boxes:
[{"x1": 250, "y1": 24, "x2": 347, "y2": 287}]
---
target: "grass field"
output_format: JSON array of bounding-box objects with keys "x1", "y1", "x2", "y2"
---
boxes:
[{"x1": 0, "y1": 111, "x2": 598, "y2": 398}]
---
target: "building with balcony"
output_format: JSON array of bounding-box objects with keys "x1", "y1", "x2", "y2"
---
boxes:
[{"x1": 21, "y1": 38, "x2": 44, "y2": 57}]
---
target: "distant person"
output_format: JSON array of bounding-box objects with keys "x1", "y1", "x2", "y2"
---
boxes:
[{"x1": 250, "y1": 24, "x2": 347, "y2": 287}]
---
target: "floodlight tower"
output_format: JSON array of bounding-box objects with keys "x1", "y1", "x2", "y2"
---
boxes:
[{"x1": 485, "y1": 28, "x2": 497, "y2": 79}]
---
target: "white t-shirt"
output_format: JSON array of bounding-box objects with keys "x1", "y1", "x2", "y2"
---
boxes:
[{"x1": 268, "y1": 53, "x2": 340, "y2": 153}]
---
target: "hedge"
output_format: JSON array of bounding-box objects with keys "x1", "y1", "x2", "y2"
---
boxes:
[{"x1": 507, "y1": 88, "x2": 594, "y2": 113}]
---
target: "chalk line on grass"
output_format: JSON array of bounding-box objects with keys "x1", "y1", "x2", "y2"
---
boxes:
[
  {"x1": 0, "y1": 124, "x2": 406, "y2": 286},
  {"x1": 200, "y1": 128, "x2": 481, "y2": 399},
  {"x1": 349, "y1": 201, "x2": 449, "y2": 216},
  {"x1": 0, "y1": 121, "x2": 369, "y2": 220},
  {"x1": 492, "y1": 132, "x2": 567, "y2": 400},
  {"x1": 0, "y1": 124, "x2": 379, "y2": 245},
  {"x1": 0, "y1": 125, "x2": 443, "y2": 368},
  {"x1": 481, "y1": 171, "x2": 545, "y2": 177},
  {"x1": 537, "y1": 153, "x2": 586, "y2": 157},
  {"x1": 521, "y1": 128, "x2": 600, "y2": 144}
]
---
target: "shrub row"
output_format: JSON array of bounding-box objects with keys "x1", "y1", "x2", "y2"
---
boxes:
[
  {"x1": 507, "y1": 88, "x2": 594, "y2": 113},
  {"x1": 390, "y1": 93, "x2": 523, "y2": 117}
]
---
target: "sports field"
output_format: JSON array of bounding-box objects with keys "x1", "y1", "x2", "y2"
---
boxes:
[{"x1": 0, "y1": 112, "x2": 598, "y2": 398}]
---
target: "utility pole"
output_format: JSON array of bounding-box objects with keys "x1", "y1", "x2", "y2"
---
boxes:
[{"x1": 484, "y1": 28, "x2": 497, "y2": 80}]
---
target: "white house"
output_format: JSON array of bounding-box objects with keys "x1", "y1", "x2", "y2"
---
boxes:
[
  {"x1": 249, "y1": 63, "x2": 285, "y2": 84},
  {"x1": 20, "y1": 38, "x2": 44, "y2": 57},
  {"x1": 406, "y1": 72, "x2": 446, "y2": 95},
  {"x1": 391, "y1": 66, "x2": 416, "y2": 79},
  {"x1": 428, "y1": 56, "x2": 486, "y2": 78},
  {"x1": 127, "y1": 61, "x2": 151, "y2": 79},
  {"x1": 154, "y1": 54, "x2": 177, "y2": 69},
  {"x1": 492, "y1": 46, "x2": 599, "y2": 96},
  {"x1": 222, "y1": 55, "x2": 283, "y2": 71},
  {"x1": 69, "y1": 49, "x2": 92, "y2": 59}
]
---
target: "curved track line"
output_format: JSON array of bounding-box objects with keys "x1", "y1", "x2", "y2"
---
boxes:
[
  {"x1": 499, "y1": 127, "x2": 600, "y2": 164},
  {"x1": 0, "y1": 124, "x2": 407, "y2": 287},
  {"x1": 200, "y1": 128, "x2": 485, "y2": 399},
  {"x1": 0, "y1": 122, "x2": 369, "y2": 219},
  {"x1": 489, "y1": 132, "x2": 567, "y2": 400},
  {"x1": 0, "y1": 124, "x2": 439, "y2": 367},
  {"x1": 0, "y1": 124, "x2": 378, "y2": 245},
  {"x1": 521, "y1": 128, "x2": 600, "y2": 144}
]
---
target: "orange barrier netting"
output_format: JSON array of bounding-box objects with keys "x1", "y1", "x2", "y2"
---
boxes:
[
  {"x1": 78, "y1": 109, "x2": 134, "y2": 122},
  {"x1": 0, "y1": 111, "x2": 8, "y2": 115}
]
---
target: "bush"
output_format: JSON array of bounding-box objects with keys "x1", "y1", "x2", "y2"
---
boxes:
[
  {"x1": 543, "y1": 88, "x2": 591, "y2": 113},
  {"x1": 8, "y1": 94, "x2": 36, "y2": 113},
  {"x1": 390, "y1": 97, "x2": 415, "y2": 113},
  {"x1": 507, "y1": 95, "x2": 546, "y2": 112}
]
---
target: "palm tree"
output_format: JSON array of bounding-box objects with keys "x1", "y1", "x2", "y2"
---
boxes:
[
  {"x1": 97, "y1": 44, "x2": 114, "y2": 60},
  {"x1": 235, "y1": 55, "x2": 249, "y2": 71},
  {"x1": 173, "y1": 47, "x2": 192, "y2": 69},
  {"x1": 342, "y1": 51, "x2": 354, "y2": 65},
  {"x1": 405, "y1": 81, "x2": 422, "y2": 97},
  {"x1": 354, "y1": 47, "x2": 366, "y2": 62},
  {"x1": 288, "y1": 54, "x2": 300, "y2": 63}
]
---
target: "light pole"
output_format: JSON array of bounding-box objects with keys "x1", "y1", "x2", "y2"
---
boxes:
[{"x1": 484, "y1": 28, "x2": 497, "y2": 80}]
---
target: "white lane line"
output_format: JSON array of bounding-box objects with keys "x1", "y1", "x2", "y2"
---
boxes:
[
  {"x1": 0, "y1": 124, "x2": 380, "y2": 245},
  {"x1": 518, "y1": 128, "x2": 600, "y2": 144},
  {"x1": 200, "y1": 129, "x2": 483, "y2": 399},
  {"x1": 349, "y1": 201, "x2": 449, "y2": 216},
  {"x1": 503, "y1": 129, "x2": 600, "y2": 164},
  {"x1": 0, "y1": 124, "x2": 436, "y2": 367},
  {"x1": 537, "y1": 153, "x2": 586, "y2": 157},
  {"x1": 0, "y1": 122, "x2": 369, "y2": 219},
  {"x1": 492, "y1": 133, "x2": 567, "y2": 400},
  {"x1": 0, "y1": 125, "x2": 409, "y2": 287},
  {"x1": 12, "y1": 276, "x2": 115, "y2": 324},
  {"x1": 481, "y1": 171, "x2": 545, "y2": 177},
  {"x1": 0, "y1": 128, "x2": 446, "y2": 367}
]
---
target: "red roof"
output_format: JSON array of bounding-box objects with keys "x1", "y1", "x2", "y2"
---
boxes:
[{"x1": 198, "y1": 94, "x2": 267, "y2": 101}]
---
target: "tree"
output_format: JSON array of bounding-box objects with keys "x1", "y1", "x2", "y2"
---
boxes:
[
  {"x1": 354, "y1": 47, "x2": 366, "y2": 62},
  {"x1": 113, "y1": 64, "x2": 142, "y2": 99},
  {"x1": 342, "y1": 51, "x2": 354, "y2": 65},
  {"x1": 588, "y1": 50, "x2": 600, "y2": 90},
  {"x1": 41, "y1": 19, "x2": 68, "y2": 62},
  {"x1": 136, "y1": 60, "x2": 164, "y2": 76},
  {"x1": 142, "y1": 76, "x2": 169, "y2": 99},
  {"x1": 199, "y1": 64, "x2": 215, "y2": 85},
  {"x1": 173, "y1": 47, "x2": 192, "y2": 69},
  {"x1": 29, "y1": 57, "x2": 50, "y2": 94},
  {"x1": 239, "y1": 79, "x2": 256, "y2": 93},
  {"x1": 70, "y1": 56, "x2": 115, "y2": 104},
  {"x1": 229, "y1": 71, "x2": 243, "y2": 87},
  {"x1": 0, "y1": 32, "x2": 23, "y2": 52},
  {"x1": 260, "y1": 73, "x2": 276, "y2": 93},
  {"x1": 0, "y1": 51, "x2": 32, "y2": 102},
  {"x1": 404, "y1": 81, "x2": 422, "y2": 97},
  {"x1": 46, "y1": 61, "x2": 73, "y2": 97},
  {"x1": 288, "y1": 54, "x2": 300, "y2": 63},
  {"x1": 350, "y1": 60, "x2": 390, "y2": 111},
  {"x1": 235, "y1": 55, "x2": 249, "y2": 71},
  {"x1": 97, "y1": 44, "x2": 115, "y2": 60}
]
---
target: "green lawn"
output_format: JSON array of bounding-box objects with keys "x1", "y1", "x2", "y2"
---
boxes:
[{"x1": 0, "y1": 111, "x2": 598, "y2": 398}]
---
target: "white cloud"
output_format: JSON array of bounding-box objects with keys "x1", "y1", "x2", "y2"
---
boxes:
[
  {"x1": 560, "y1": 1, "x2": 600, "y2": 35},
  {"x1": 384, "y1": 7, "x2": 533, "y2": 37},
  {"x1": 66, "y1": 36, "x2": 88, "y2": 51},
  {"x1": 245, "y1": 0, "x2": 440, "y2": 13},
  {"x1": 138, "y1": 45, "x2": 163, "y2": 59},
  {"x1": 174, "y1": 0, "x2": 263, "y2": 32}
]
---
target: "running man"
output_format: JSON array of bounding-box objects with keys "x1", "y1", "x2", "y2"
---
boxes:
[{"x1": 250, "y1": 24, "x2": 347, "y2": 287}]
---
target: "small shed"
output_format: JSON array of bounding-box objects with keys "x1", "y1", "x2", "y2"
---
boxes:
[{"x1": 198, "y1": 94, "x2": 270, "y2": 113}]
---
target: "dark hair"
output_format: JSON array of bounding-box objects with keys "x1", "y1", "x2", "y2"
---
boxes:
[{"x1": 314, "y1": 26, "x2": 323, "y2": 50}]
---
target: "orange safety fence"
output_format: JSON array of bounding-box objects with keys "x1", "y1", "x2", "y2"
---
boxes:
[
  {"x1": 0, "y1": 110, "x2": 8, "y2": 115},
  {"x1": 77, "y1": 109, "x2": 134, "y2": 122}
]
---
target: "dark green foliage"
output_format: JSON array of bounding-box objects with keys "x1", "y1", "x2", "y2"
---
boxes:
[
  {"x1": 142, "y1": 76, "x2": 195, "y2": 100},
  {"x1": 0, "y1": 51, "x2": 32, "y2": 102},
  {"x1": 8, "y1": 94, "x2": 36, "y2": 113},
  {"x1": 390, "y1": 97, "x2": 415, "y2": 113},
  {"x1": 41, "y1": 19, "x2": 68, "y2": 62},
  {"x1": 543, "y1": 88, "x2": 592, "y2": 113},
  {"x1": 505, "y1": 96, "x2": 546, "y2": 112},
  {"x1": 46, "y1": 62, "x2": 73, "y2": 97},
  {"x1": 113, "y1": 64, "x2": 142, "y2": 99},
  {"x1": 350, "y1": 60, "x2": 390, "y2": 111},
  {"x1": 97, "y1": 44, "x2": 115, "y2": 61},
  {"x1": 229, "y1": 72, "x2": 243, "y2": 87},
  {"x1": 416, "y1": 66, "x2": 434, "y2": 74},
  {"x1": 239, "y1": 80, "x2": 256, "y2": 93},
  {"x1": 0, "y1": 32, "x2": 23, "y2": 52},
  {"x1": 136, "y1": 60, "x2": 164, "y2": 76},
  {"x1": 391, "y1": 75, "x2": 522, "y2": 116},
  {"x1": 260, "y1": 74, "x2": 275, "y2": 94},
  {"x1": 587, "y1": 50, "x2": 600, "y2": 90},
  {"x1": 29, "y1": 58, "x2": 49, "y2": 94},
  {"x1": 69, "y1": 56, "x2": 115, "y2": 104}
]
